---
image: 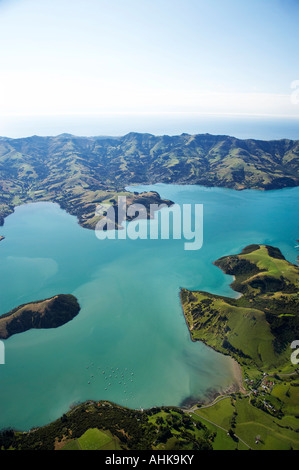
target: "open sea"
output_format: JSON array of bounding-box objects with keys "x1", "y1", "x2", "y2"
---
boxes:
[{"x1": 0, "y1": 113, "x2": 298, "y2": 140}]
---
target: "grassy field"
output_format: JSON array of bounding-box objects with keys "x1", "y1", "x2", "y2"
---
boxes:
[
  {"x1": 183, "y1": 291, "x2": 277, "y2": 369},
  {"x1": 234, "y1": 396, "x2": 299, "y2": 450},
  {"x1": 179, "y1": 243, "x2": 299, "y2": 450},
  {"x1": 61, "y1": 428, "x2": 122, "y2": 451},
  {"x1": 181, "y1": 244, "x2": 299, "y2": 374},
  {"x1": 190, "y1": 409, "x2": 248, "y2": 450},
  {"x1": 192, "y1": 389, "x2": 299, "y2": 450},
  {"x1": 240, "y1": 245, "x2": 299, "y2": 292}
]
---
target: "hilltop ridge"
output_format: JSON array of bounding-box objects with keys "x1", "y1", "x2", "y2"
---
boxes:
[{"x1": 0, "y1": 132, "x2": 298, "y2": 231}]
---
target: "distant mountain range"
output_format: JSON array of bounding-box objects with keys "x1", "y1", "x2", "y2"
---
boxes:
[{"x1": 0, "y1": 132, "x2": 298, "y2": 228}]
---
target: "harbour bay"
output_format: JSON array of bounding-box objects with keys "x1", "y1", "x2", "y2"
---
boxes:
[{"x1": 0, "y1": 184, "x2": 298, "y2": 431}]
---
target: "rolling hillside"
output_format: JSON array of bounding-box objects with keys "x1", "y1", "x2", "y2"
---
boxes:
[
  {"x1": 181, "y1": 244, "x2": 299, "y2": 371},
  {"x1": 0, "y1": 132, "x2": 298, "y2": 229}
]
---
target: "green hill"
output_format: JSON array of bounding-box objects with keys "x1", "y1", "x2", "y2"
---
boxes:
[
  {"x1": 0, "y1": 294, "x2": 81, "y2": 339},
  {"x1": 0, "y1": 401, "x2": 214, "y2": 451},
  {"x1": 180, "y1": 244, "x2": 299, "y2": 371},
  {"x1": 1, "y1": 132, "x2": 299, "y2": 230}
]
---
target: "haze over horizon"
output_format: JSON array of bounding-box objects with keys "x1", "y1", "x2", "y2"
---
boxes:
[{"x1": 0, "y1": 0, "x2": 298, "y2": 137}]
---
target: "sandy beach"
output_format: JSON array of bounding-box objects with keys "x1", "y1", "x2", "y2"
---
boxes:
[{"x1": 231, "y1": 358, "x2": 246, "y2": 394}]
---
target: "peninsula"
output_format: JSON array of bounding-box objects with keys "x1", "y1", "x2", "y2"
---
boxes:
[
  {"x1": 0, "y1": 132, "x2": 298, "y2": 230},
  {"x1": 0, "y1": 294, "x2": 81, "y2": 340},
  {"x1": 180, "y1": 244, "x2": 299, "y2": 371}
]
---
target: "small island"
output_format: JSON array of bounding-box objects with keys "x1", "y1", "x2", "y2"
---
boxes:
[
  {"x1": 0, "y1": 236, "x2": 4, "y2": 242},
  {"x1": 0, "y1": 294, "x2": 81, "y2": 340}
]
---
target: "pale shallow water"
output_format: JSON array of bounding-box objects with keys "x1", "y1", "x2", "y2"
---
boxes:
[{"x1": 0, "y1": 184, "x2": 298, "y2": 431}]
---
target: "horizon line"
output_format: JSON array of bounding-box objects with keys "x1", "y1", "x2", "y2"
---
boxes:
[
  {"x1": 1, "y1": 130, "x2": 298, "y2": 142},
  {"x1": 1, "y1": 111, "x2": 299, "y2": 119}
]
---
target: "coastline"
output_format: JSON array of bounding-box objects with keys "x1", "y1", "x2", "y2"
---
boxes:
[
  {"x1": 231, "y1": 357, "x2": 246, "y2": 394},
  {"x1": 212, "y1": 261, "x2": 242, "y2": 299},
  {"x1": 232, "y1": 275, "x2": 243, "y2": 299},
  {"x1": 180, "y1": 361, "x2": 245, "y2": 410},
  {"x1": 179, "y1": 291, "x2": 246, "y2": 407}
]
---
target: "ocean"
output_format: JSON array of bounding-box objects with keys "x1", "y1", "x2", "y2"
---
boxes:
[{"x1": 0, "y1": 113, "x2": 298, "y2": 140}]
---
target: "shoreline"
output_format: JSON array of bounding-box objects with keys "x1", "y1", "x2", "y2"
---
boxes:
[
  {"x1": 1, "y1": 179, "x2": 298, "y2": 233},
  {"x1": 179, "y1": 290, "x2": 246, "y2": 404},
  {"x1": 180, "y1": 363, "x2": 245, "y2": 410},
  {"x1": 232, "y1": 275, "x2": 243, "y2": 299},
  {"x1": 231, "y1": 357, "x2": 246, "y2": 394}
]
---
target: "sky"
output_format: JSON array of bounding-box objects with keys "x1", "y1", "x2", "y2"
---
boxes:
[{"x1": 0, "y1": 0, "x2": 299, "y2": 135}]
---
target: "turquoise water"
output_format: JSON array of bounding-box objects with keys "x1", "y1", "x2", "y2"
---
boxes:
[{"x1": 0, "y1": 184, "x2": 298, "y2": 431}]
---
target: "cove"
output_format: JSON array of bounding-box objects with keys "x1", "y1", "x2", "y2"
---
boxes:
[{"x1": 0, "y1": 184, "x2": 298, "y2": 431}]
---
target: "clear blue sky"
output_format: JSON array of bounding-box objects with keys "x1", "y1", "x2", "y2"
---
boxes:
[{"x1": 0, "y1": 0, "x2": 298, "y2": 117}]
